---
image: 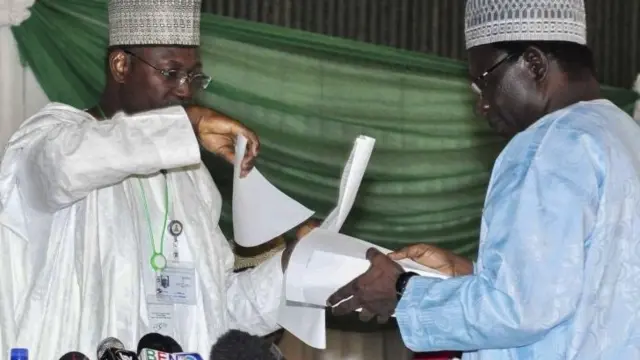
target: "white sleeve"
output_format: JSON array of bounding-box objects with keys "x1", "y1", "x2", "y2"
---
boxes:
[
  {"x1": 225, "y1": 250, "x2": 284, "y2": 336},
  {"x1": 18, "y1": 106, "x2": 201, "y2": 212}
]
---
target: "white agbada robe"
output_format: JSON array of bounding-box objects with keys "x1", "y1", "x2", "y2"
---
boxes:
[{"x1": 0, "y1": 103, "x2": 283, "y2": 359}]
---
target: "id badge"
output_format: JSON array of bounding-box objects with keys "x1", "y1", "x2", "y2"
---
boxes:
[{"x1": 154, "y1": 263, "x2": 196, "y2": 305}]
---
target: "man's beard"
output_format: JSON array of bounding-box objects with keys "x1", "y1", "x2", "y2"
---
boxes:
[{"x1": 487, "y1": 115, "x2": 518, "y2": 139}]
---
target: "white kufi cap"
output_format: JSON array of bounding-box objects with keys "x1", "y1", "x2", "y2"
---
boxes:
[
  {"x1": 109, "y1": 0, "x2": 202, "y2": 46},
  {"x1": 464, "y1": 0, "x2": 587, "y2": 49}
]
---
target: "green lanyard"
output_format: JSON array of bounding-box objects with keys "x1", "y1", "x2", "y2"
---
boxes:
[
  {"x1": 95, "y1": 106, "x2": 170, "y2": 272},
  {"x1": 138, "y1": 177, "x2": 170, "y2": 272}
]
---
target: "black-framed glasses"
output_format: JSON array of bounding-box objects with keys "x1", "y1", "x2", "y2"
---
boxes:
[
  {"x1": 123, "y1": 50, "x2": 212, "y2": 90},
  {"x1": 471, "y1": 53, "x2": 519, "y2": 95}
]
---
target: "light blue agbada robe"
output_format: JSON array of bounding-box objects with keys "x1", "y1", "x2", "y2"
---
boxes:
[{"x1": 395, "y1": 99, "x2": 640, "y2": 359}]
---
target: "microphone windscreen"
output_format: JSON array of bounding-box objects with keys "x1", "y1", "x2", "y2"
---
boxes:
[
  {"x1": 137, "y1": 332, "x2": 183, "y2": 354},
  {"x1": 209, "y1": 330, "x2": 285, "y2": 360},
  {"x1": 58, "y1": 351, "x2": 90, "y2": 360},
  {"x1": 96, "y1": 337, "x2": 125, "y2": 360}
]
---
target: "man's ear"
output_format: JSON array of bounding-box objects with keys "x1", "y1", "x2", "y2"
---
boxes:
[
  {"x1": 522, "y1": 46, "x2": 548, "y2": 83},
  {"x1": 108, "y1": 50, "x2": 130, "y2": 84}
]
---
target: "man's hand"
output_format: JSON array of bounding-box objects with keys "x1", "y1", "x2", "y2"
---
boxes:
[
  {"x1": 185, "y1": 106, "x2": 259, "y2": 177},
  {"x1": 327, "y1": 248, "x2": 404, "y2": 323},
  {"x1": 281, "y1": 219, "x2": 320, "y2": 271},
  {"x1": 389, "y1": 244, "x2": 473, "y2": 277}
]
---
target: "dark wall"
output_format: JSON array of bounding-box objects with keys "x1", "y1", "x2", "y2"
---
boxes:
[{"x1": 202, "y1": 0, "x2": 640, "y2": 88}]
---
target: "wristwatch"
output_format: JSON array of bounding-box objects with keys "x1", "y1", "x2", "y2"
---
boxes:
[{"x1": 395, "y1": 271, "x2": 419, "y2": 300}]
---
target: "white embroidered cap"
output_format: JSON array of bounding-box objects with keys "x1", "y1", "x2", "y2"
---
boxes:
[
  {"x1": 108, "y1": 0, "x2": 202, "y2": 46},
  {"x1": 464, "y1": 0, "x2": 587, "y2": 49}
]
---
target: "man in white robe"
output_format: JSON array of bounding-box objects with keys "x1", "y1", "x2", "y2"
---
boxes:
[{"x1": 0, "y1": 0, "x2": 296, "y2": 358}]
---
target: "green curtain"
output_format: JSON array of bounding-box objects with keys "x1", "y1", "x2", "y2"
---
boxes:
[{"x1": 12, "y1": 0, "x2": 639, "y2": 257}]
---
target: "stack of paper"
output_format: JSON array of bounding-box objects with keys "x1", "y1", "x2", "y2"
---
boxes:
[
  {"x1": 231, "y1": 134, "x2": 446, "y2": 349},
  {"x1": 277, "y1": 135, "x2": 377, "y2": 348},
  {"x1": 286, "y1": 228, "x2": 448, "y2": 307}
]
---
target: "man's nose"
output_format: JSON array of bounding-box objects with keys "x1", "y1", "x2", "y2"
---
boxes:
[{"x1": 173, "y1": 81, "x2": 194, "y2": 102}]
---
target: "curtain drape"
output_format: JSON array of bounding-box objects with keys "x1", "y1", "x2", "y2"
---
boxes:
[
  {"x1": 0, "y1": 0, "x2": 48, "y2": 149},
  {"x1": 11, "y1": 0, "x2": 639, "y2": 256}
]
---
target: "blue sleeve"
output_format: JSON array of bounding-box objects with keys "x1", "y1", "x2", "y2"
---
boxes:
[{"x1": 395, "y1": 128, "x2": 601, "y2": 352}]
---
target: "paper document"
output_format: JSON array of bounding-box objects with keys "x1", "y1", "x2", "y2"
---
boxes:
[
  {"x1": 232, "y1": 135, "x2": 314, "y2": 247},
  {"x1": 277, "y1": 135, "x2": 379, "y2": 349},
  {"x1": 322, "y1": 135, "x2": 376, "y2": 231},
  {"x1": 284, "y1": 135, "x2": 376, "y2": 303},
  {"x1": 286, "y1": 228, "x2": 447, "y2": 306}
]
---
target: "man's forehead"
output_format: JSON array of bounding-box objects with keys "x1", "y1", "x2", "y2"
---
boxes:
[{"x1": 143, "y1": 47, "x2": 201, "y2": 66}]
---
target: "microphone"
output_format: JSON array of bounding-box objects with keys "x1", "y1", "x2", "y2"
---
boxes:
[
  {"x1": 96, "y1": 337, "x2": 137, "y2": 360},
  {"x1": 58, "y1": 352, "x2": 90, "y2": 360},
  {"x1": 209, "y1": 330, "x2": 286, "y2": 360},
  {"x1": 137, "y1": 333, "x2": 183, "y2": 354}
]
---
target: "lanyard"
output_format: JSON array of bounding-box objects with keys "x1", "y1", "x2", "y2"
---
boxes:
[
  {"x1": 95, "y1": 106, "x2": 170, "y2": 272},
  {"x1": 138, "y1": 177, "x2": 170, "y2": 272}
]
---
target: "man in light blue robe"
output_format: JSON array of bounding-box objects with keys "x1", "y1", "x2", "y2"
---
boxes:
[{"x1": 327, "y1": 0, "x2": 640, "y2": 359}]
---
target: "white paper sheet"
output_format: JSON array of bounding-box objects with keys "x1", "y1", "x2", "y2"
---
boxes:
[
  {"x1": 287, "y1": 228, "x2": 448, "y2": 306},
  {"x1": 275, "y1": 276, "x2": 327, "y2": 348},
  {"x1": 322, "y1": 135, "x2": 375, "y2": 231},
  {"x1": 232, "y1": 135, "x2": 315, "y2": 247},
  {"x1": 277, "y1": 136, "x2": 377, "y2": 349}
]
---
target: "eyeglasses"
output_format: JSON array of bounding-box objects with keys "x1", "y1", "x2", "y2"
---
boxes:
[
  {"x1": 123, "y1": 50, "x2": 212, "y2": 90},
  {"x1": 471, "y1": 53, "x2": 519, "y2": 95}
]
